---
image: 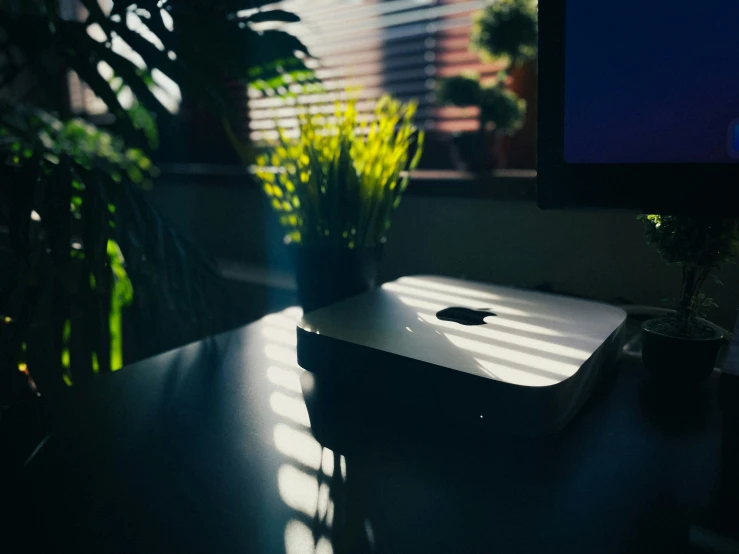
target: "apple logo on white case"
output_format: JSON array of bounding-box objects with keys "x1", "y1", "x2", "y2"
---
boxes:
[{"x1": 436, "y1": 307, "x2": 497, "y2": 326}]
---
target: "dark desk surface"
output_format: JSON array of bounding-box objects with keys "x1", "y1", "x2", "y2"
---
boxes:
[{"x1": 22, "y1": 308, "x2": 733, "y2": 554}]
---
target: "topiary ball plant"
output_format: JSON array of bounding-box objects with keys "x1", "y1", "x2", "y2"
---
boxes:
[
  {"x1": 480, "y1": 82, "x2": 527, "y2": 135},
  {"x1": 436, "y1": 75, "x2": 483, "y2": 108},
  {"x1": 640, "y1": 215, "x2": 739, "y2": 337},
  {"x1": 471, "y1": 0, "x2": 538, "y2": 69},
  {"x1": 437, "y1": 75, "x2": 525, "y2": 135}
]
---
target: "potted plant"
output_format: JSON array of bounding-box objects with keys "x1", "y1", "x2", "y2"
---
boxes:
[
  {"x1": 436, "y1": 0, "x2": 536, "y2": 172},
  {"x1": 0, "y1": 0, "x2": 310, "y2": 448},
  {"x1": 253, "y1": 96, "x2": 424, "y2": 311},
  {"x1": 640, "y1": 215, "x2": 739, "y2": 382}
]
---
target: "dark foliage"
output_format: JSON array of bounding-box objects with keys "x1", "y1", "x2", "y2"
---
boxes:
[
  {"x1": 471, "y1": 0, "x2": 538, "y2": 67},
  {"x1": 640, "y1": 215, "x2": 739, "y2": 336},
  {"x1": 0, "y1": 0, "x2": 310, "y2": 404}
]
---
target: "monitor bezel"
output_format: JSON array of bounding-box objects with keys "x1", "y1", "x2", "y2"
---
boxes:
[{"x1": 537, "y1": 0, "x2": 739, "y2": 214}]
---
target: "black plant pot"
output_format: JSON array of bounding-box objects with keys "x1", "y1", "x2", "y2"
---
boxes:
[
  {"x1": 642, "y1": 318, "x2": 725, "y2": 383},
  {"x1": 449, "y1": 132, "x2": 495, "y2": 173},
  {"x1": 291, "y1": 246, "x2": 381, "y2": 313}
]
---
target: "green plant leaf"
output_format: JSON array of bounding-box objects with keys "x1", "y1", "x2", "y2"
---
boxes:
[
  {"x1": 254, "y1": 93, "x2": 424, "y2": 247},
  {"x1": 437, "y1": 75, "x2": 482, "y2": 107},
  {"x1": 241, "y1": 9, "x2": 301, "y2": 23},
  {"x1": 65, "y1": 51, "x2": 148, "y2": 147}
]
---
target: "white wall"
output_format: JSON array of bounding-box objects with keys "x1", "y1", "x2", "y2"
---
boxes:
[
  {"x1": 383, "y1": 197, "x2": 739, "y2": 330},
  {"x1": 148, "y1": 181, "x2": 739, "y2": 329}
]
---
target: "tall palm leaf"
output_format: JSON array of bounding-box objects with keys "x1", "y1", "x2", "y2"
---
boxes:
[{"x1": 0, "y1": 0, "x2": 312, "y2": 147}]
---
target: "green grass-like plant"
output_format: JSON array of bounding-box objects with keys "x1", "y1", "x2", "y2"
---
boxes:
[{"x1": 255, "y1": 95, "x2": 424, "y2": 248}]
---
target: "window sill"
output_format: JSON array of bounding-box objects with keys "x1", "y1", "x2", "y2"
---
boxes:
[
  {"x1": 404, "y1": 169, "x2": 536, "y2": 200},
  {"x1": 218, "y1": 259, "x2": 297, "y2": 292},
  {"x1": 156, "y1": 164, "x2": 537, "y2": 201}
]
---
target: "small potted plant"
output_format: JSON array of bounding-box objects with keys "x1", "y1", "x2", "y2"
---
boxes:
[
  {"x1": 254, "y1": 95, "x2": 424, "y2": 311},
  {"x1": 640, "y1": 215, "x2": 739, "y2": 382},
  {"x1": 436, "y1": 0, "x2": 536, "y2": 172}
]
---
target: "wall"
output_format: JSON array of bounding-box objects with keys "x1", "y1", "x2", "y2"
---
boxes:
[{"x1": 148, "y1": 181, "x2": 739, "y2": 330}]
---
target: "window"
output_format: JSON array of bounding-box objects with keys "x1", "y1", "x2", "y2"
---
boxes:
[
  {"x1": 247, "y1": 0, "x2": 536, "y2": 170},
  {"x1": 62, "y1": 0, "x2": 536, "y2": 170}
]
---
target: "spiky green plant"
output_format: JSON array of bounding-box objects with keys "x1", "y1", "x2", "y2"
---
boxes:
[{"x1": 254, "y1": 95, "x2": 424, "y2": 248}]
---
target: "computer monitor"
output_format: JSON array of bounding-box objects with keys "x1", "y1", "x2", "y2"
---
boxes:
[{"x1": 537, "y1": 0, "x2": 739, "y2": 213}]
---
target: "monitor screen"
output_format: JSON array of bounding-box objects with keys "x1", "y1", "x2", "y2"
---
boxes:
[{"x1": 564, "y1": 0, "x2": 739, "y2": 164}]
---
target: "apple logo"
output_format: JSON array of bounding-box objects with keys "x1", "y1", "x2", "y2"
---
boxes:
[{"x1": 436, "y1": 307, "x2": 497, "y2": 326}]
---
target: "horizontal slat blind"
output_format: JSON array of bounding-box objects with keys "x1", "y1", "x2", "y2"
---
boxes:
[
  {"x1": 62, "y1": 0, "x2": 535, "y2": 167},
  {"x1": 248, "y1": 0, "x2": 505, "y2": 142}
]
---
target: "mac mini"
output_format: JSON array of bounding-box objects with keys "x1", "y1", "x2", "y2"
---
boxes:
[{"x1": 297, "y1": 276, "x2": 627, "y2": 435}]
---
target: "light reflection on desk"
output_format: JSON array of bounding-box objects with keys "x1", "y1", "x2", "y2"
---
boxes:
[{"x1": 261, "y1": 308, "x2": 361, "y2": 554}]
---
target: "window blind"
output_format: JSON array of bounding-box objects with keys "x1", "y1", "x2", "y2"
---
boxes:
[
  {"x1": 63, "y1": 0, "x2": 535, "y2": 168},
  {"x1": 248, "y1": 0, "x2": 508, "y2": 142}
]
